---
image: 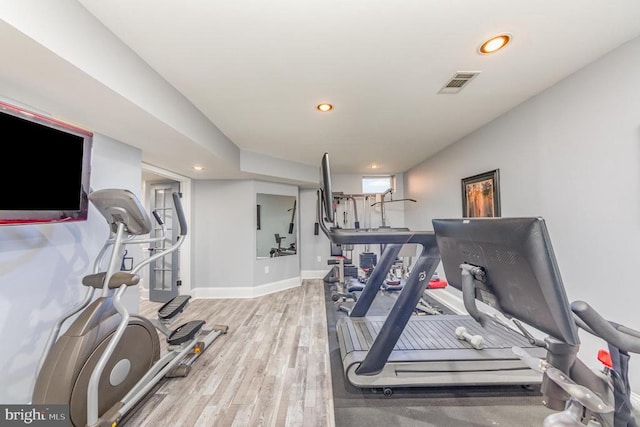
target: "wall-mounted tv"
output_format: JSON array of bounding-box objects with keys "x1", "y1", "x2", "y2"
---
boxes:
[{"x1": 0, "y1": 100, "x2": 93, "y2": 225}]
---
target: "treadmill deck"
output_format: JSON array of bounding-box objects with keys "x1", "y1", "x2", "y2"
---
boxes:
[{"x1": 337, "y1": 314, "x2": 547, "y2": 388}]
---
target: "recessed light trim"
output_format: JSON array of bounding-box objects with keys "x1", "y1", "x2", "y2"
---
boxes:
[
  {"x1": 192, "y1": 165, "x2": 204, "y2": 171},
  {"x1": 317, "y1": 103, "x2": 333, "y2": 112},
  {"x1": 479, "y1": 34, "x2": 512, "y2": 54}
]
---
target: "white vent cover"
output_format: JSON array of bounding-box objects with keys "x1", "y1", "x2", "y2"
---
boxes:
[{"x1": 438, "y1": 71, "x2": 481, "y2": 94}]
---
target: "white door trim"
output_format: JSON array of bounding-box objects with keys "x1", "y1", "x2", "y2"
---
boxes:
[{"x1": 142, "y1": 163, "x2": 193, "y2": 295}]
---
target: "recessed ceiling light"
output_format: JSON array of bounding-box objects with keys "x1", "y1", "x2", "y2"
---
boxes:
[
  {"x1": 317, "y1": 103, "x2": 333, "y2": 112},
  {"x1": 371, "y1": 163, "x2": 378, "y2": 169},
  {"x1": 193, "y1": 165, "x2": 204, "y2": 171},
  {"x1": 479, "y1": 34, "x2": 512, "y2": 54}
]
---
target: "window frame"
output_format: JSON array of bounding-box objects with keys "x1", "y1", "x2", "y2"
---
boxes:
[{"x1": 362, "y1": 175, "x2": 395, "y2": 194}]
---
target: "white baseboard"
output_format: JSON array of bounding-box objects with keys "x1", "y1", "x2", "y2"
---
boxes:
[
  {"x1": 424, "y1": 287, "x2": 466, "y2": 314},
  {"x1": 138, "y1": 286, "x2": 149, "y2": 300},
  {"x1": 301, "y1": 270, "x2": 329, "y2": 279},
  {"x1": 632, "y1": 392, "x2": 640, "y2": 412},
  {"x1": 191, "y1": 277, "x2": 301, "y2": 299}
]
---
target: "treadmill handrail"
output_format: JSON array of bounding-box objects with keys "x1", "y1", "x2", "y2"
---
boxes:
[
  {"x1": 319, "y1": 190, "x2": 432, "y2": 244},
  {"x1": 349, "y1": 243, "x2": 403, "y2": 317},
  {"x1": 356, "y1": 233, "x2": 440, "y2": 376},
  {"x1": 571, "y1": 300, "x2": 640, "y2": 354}
]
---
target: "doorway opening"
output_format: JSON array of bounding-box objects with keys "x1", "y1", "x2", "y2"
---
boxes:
[{"x1": 142, "y1": 163, "x2": 192, "y2": 302}]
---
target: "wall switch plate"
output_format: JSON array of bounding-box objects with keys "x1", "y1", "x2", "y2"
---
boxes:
[
  {"x1": 264, "y1": 266, "x2": 269, "y2": 274},
  {"x1": 317, "y1": 256, "x2": 322, "y2": 262}
]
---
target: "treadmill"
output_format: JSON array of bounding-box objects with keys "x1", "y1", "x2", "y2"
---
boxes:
[{"x1": 318, "y1": 153, "x2": 546, "y2": 390}]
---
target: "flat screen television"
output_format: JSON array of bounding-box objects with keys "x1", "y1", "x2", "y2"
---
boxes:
[{"x1": 0, "y1": 100, "x2": 93, "y2": 225}]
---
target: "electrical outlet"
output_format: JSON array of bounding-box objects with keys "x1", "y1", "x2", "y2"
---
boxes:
[
  {"x1": 317, "y1": 256, "x2": 322, "y2": 262},
  {"x1": 264, "y1": 266, "x2": 269, "y2": 274}
]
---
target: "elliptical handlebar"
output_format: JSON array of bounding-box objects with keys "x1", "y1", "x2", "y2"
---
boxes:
[
  {"x1": 172, "y1": 192, "x2": 188, "y2": 236},
  {"x1": 152, "y1": 210, "x2": 163, "y2": 226},
  {"x1": 87, "y1": 189, "x2": 187, "y2": 285},
  {"x1": 571, "y1": 300, "x2": 640, "y2": 354},
  {"x1": 129, "y1": 192, "x2": 186, "y2": 274}
]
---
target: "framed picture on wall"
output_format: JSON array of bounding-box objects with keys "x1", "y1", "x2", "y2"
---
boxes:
[{"x1": 461, "y1": 169, "x2": 501, "y2": 217}]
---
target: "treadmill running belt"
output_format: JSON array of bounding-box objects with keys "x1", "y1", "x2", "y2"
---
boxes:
[
  {"x1": 340, "y1": 315, "x2": 534, "y2": 352},
  {"x1": 336, "y1": 314, "x2": 546, "y2": 388}
]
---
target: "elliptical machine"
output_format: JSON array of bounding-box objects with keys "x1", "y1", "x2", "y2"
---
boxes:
[{"x1": 32, "y1": 188, "x2": 228, "y2": 427}]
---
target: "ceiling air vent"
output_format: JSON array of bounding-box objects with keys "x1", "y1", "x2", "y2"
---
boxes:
[{"x1": 438, "y1": 71, "x2": 481, "y2": 94}]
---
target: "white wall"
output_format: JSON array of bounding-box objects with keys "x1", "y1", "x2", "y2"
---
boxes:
[
  {"x1": 0, "y1": 133, "x2": 143, "y2": 403},
  {"x1": 404, "y1": 37, "x2": 640, "y2": 389},
  {"x1": 1, "y1": 0, "x2": 240, "y2": 168}
]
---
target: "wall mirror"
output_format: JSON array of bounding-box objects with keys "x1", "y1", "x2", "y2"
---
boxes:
[{"x1": 256, "y1": 193, "x2": 297, "y2": 258}]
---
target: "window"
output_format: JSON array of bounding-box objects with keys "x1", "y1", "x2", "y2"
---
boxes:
[{"x1": 362, "y1": 176, "x2": 393, "y2": 194}]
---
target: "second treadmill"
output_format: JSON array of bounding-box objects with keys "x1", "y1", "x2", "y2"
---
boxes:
[{"x1": 318, "y1": 152, "x2": 545, "y2": 391}]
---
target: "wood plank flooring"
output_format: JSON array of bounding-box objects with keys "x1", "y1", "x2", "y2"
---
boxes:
[{"x1": 126, "y1": 279, "x2": 334, "y2": 427}]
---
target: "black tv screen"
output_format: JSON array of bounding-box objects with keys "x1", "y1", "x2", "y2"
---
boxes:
[{"x1": 0, "y1": 101, "x2": 93, "y2": 225}]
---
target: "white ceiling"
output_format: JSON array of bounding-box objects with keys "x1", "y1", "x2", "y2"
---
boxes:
[{"x1": 3, "y1": 1, "x2": 640, "y2": 181}]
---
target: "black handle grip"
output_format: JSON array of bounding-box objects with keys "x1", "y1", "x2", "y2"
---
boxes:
[
  {"x1": 571, "y1": 300, "x2": 640, "y2": 353},
  {"x1": 172, "y1": 192, "x2": 188, "y2": 236},
  {"x1": 152, "y1": 210, "x2": 163, "y2": 226},
  {"x1": 314, "y1": 222, "x2": 319, "y2": 236}
]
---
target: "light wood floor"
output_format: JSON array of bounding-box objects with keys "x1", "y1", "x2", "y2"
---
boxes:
[{"x1": 127, "y1": 279, "x2": 335, "y2": 427}]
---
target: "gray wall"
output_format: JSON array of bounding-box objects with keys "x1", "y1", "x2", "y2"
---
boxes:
[
  {"x1": 0, "y1": 134, "x2": 143, "y2": 403},
  {"x1": 192, "y1": 180, "x2": 254, "y2": 290},
  {"x1": 299, "y1": 188, "x2": 329, "y2": 274},
  {"x1": 404, "y1": 37, "x2": 640, "y2": 389},
  {"x1": 191, "y1": 179, "x2": 300, "y2": 296}
]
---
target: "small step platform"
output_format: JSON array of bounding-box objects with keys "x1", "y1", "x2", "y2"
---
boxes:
[
  {"x1": 167, "y1": 320, "x2": 206, "y2": 345},
  {"x1": 158, "y1": 295, "x2": 192, "y2": 320}
]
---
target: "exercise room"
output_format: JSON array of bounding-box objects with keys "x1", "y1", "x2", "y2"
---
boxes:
[{"x1": 1, "y1": 2, "x2": 639, "y2": 426}]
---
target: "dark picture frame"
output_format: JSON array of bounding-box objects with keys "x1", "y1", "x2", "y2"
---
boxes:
[{"x1": 461, "y1": 169, "x2": 501, "y2": 218}]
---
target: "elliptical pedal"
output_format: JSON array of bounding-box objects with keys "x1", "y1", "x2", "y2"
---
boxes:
[
  {"x1": 167, "y1": 320, "x2": 206, "y2": 345},
  {"x1": 158, "y1": 294, "x2": 192, "y2": 320}
]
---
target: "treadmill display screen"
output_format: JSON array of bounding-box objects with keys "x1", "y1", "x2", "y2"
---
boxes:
[{"x1": 433, "y1": 217, "x2": 579, "y2": 346}]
